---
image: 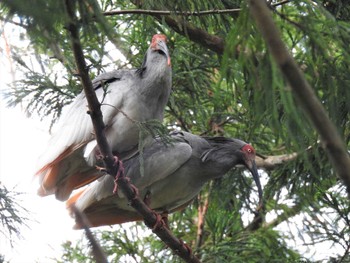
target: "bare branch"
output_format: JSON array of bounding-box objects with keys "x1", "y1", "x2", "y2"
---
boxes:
[
  {"x1": 161, "y1": 16, "x2": 225, "y2": 55},
  {"x1": 200, "y1": 116, "x2": 235, "y2": 136},
  {"x1": 195, "y1": 184, "x2": 212, "y2": 250},
  {"x1": 111, "y1": 2, "x2": 225, "y2": 55},
  {"x1": 102, "y1": 1, "x2": 290, "y2": 55},
  {"x1": 63, "y1": 1, "x2": 201, "y2": 262},
  {"x1": 247, "y1": 0, "x2": 350, "y2": 196},
  {"x1": 103, "y1": 8, "x2": 241, "y2": 17},
  {"x1": 255, "y1": 152, "x2": 298, "y2": 170},
  {"x1": 71, "y1": 205, "x2": 108, "y2": 263},
  {"x1": 102, "y1": 1, "x2": 290, "y2": 17},
  {"x1": 262, "y1": 202, "x2": 304, "y2": 229}
]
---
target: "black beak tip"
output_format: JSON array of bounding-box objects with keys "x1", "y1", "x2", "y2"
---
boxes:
[{"x1": 250, "y1": 160, "x2": 263, "y2": 204}]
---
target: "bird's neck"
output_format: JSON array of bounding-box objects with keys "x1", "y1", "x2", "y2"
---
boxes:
[
  {"x1": 202, "y1": 147, "x2": 242, "y2": 179},
  {"x1": 139, "y1": 51, "x2": 172, "y2": 100}
]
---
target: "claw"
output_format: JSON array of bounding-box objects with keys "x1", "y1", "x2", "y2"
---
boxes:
[
  {"x1": 95, "y1": 165, "x2": 107, "y2": 172},
  {"x1": 130, "y1": 183, "x2": 139, "y2": 199},
  {"x1": 112, "y1": 156, "x2": 125, "y2": 194},
  {"x1": 161, "y1": 211, "x2": 169, "y2": 229},
  {"x1": 179, "y1": 239, "x2": 192, "y2": 256},
  {"x1": 146, "y1": 211, "x2": 165, "y2": 231},
  {"x1": 143, "y1": 190, "x2": 152, "y2": 206}
]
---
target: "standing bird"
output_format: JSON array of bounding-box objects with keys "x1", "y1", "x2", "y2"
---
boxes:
[
  {"x1": 35, "y1": 34, "x2": 172, "y2": 201},
  {"x1": 67, "y1": 131, "x2": 263, "y2": 228}
]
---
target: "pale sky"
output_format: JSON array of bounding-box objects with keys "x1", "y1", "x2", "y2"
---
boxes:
[{"x1": 0, "y1": 24, "x2": 82, "y2": 262}]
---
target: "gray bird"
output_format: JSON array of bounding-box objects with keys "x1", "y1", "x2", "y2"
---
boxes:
[
  {"x1": 35, "y1": 34, "x2": 172, "y2": 201},
  {"x1": 67, "y1": 131, "x2": 263, "y2": 228}
]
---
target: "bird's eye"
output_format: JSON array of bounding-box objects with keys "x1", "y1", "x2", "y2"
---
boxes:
[{"x1": 241, "y1": 144, "x2": 255, "y2": 155}]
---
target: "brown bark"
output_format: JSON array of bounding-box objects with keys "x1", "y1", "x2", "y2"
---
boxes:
[{"x1": 64, "y1": 1, "x2": 202, "y2": 262}]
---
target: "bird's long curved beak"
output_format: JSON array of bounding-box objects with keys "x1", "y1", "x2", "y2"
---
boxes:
[
  {"x1": 155, "y1": 40, "x2": 171, "y2": 66},
  {"x1": 248, "y1": 160, "x2": 263, "y2": 207}
]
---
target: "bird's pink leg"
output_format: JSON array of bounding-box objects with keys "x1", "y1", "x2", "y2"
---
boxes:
[
  {"x1": 161, "y1": 211, "x2": 169, "y2": 229},
  {"x1": 179, "y1": 239, "x2": 193, "y2": 256},
  {"x1": 112, "y1": 156, "x2": 139, "y2": 199},
  {"x1": 142, "y1": 191, "x2": 168, "y2": 231},
  {"x1": 113, "y1": 156, "x2": 125, "y2": 194},
  {"x1": 148, "y1": 211, "x2": 165, "y2": 231}
]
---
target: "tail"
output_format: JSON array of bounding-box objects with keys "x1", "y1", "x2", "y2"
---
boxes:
[
  {"x1": 66, "y1": 180, "x2": 143, "y2": 229},
  {"x1": 35, "y1": 143, "x2": 103, "y2": 201}
]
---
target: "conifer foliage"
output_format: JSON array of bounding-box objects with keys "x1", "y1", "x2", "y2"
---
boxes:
[{"x1": 1, "y1": 0, "x2": 350, "y2": 262}]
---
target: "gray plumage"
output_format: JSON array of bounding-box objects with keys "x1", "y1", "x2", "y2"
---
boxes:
[
  {"x1": 68, "y1": 131, "x2": 263, "y2": 228},
  {"x1": 36, "y1": 34, "x2": 172, "y2": 201}
]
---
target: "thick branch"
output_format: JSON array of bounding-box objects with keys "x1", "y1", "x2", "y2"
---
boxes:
[
  {"x1": 128, "y1": 1, "x2": 225, "y2": 55},
  {"x1": 64, "y1": 1, "x2": 201, "y2": 262},
  {"x1": 161, "y1": 16, "x2": 225, "y2": 55},
  {"x1": 255, "y1": 152, "x2": 298, "y2": 170},
  {"x1": 64, "y1": 1, "x2": 116, "y2": 172},
  {"x1": 248, "y1": 0, "x2": 350, "y2": 195},
  {"x1": 102, "y1": 1, "x2": 290, "y2": 55}
]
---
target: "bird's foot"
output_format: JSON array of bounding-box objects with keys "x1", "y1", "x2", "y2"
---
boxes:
[
  {"x1": 161, "y1": 211, "x2": 169, "y2": 229},
  {"x1": 147, "y1": 211, "x2": 165, "y2": 232},
  {"x1": 95, "y1": 165, "x2": 107, "y2": 173},
  {"x1": 179, "y1": 239, "x2": 192, "y2": 256},
  {"x1": 143, "y1": 190, "x2": 151, "y2": 206},
  {"x1": 113, "y1": 156, "x2": 125, "y2": 194},
  {"x1": 125, "y1": 178, "x2": 139, "y2": 202}
]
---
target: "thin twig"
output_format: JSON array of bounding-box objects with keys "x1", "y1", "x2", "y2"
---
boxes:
[
  {"x1": 102, "y1": 1, "x2": 290, "y2": 17},
  {"x1": 63, "y1": 1, "x2": 202, "y2": 262},
  {"x1": 103, "y1": 8, "x2": 241, "y2": 17},
  {"x1": 200, "y1": 116, "x2": 234, "y2": 136},
  {"x1": 167, "y1": 103, "x2": 190, "y2": 132},
  {"x1": 247, "y1": 0, "x2": 350, "y2": 196},
  {"x1": 261, "y1": 202, "x2": 303, "y2": 229},
  {"x1": 195, "y1": 184, "x2": 212, "y2": 250}
]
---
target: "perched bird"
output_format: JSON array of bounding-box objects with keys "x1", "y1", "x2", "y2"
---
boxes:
[
  {"x1": 35, "y1": 34, "x2": 172, "y2": 201},
  {"x1": 67, "y1": 131, "x2": 263, "y2": 229}
]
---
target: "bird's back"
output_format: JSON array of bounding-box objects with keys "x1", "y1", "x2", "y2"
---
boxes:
[{"x1": 36, "y1": 34, "x2": 173, "y2": 201}]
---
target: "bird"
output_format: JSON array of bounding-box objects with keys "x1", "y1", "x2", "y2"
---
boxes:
[
  {"x1": 66, "y1": 131, "x2": 263, "y2": 229},
  {"x1": 35, "y1": 34, "x2": 172, "y2": 201}
]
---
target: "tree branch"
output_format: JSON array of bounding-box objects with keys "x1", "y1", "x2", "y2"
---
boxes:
[
  {"x1": 262, "y1": 202, "x2": 304, "y2": 229},
  {"x1": 195, "y1": 183, "x2": 212, "y2": 250},
  {"x1": 255, "y1": 152, "x2": 298, "y2": 170},
  {"x1": 200, "y1": 116, "x2": 235, "y2": 136},
  {"x1": 63, "y1": 1, "x2": 201, "y2": 262},
  {"x1": 124, "y1": 1, "x2": 225, "y2": 55},
  {"x1": 161, "y1": 16, "x2": 225, "y2": 55},
  {"x1": 167, "y1": 103, "x2": 190, "y2": 132},
  {"x1": 71, "y1": 205, "x2": 108, "y2": 263},
  {"x1": 102, "y1": 1, "x2": 290, "y2": 17},
  {"x1": 103, "y1": 8, "x2": 241, "y2": 17},
  {"x1": 247, "y1": 0, "x2": 350, "y2": 196},
  {"x1": 101, "y1": 1, "x2": 290, "y2": 55}
]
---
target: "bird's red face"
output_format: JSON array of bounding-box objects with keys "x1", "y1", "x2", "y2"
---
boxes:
[
  {"x1": 151, "y1": 34, "x2": 171, "y2": 66},
  {"x1": 241, "y1": 144, "x2": 256, "y2": 166}
]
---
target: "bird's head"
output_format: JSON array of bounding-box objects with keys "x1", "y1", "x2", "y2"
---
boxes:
[
  {"x1": 240, "y1": 144, "x2": 263, "y2": 205},
  {"x1": 150, "y1": 34, "x2": 171, "y2": 66}
]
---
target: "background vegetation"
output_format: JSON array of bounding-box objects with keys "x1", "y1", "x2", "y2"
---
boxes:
[{"x1": 1, "y1": 0, "x2": 350, "y2": 262}]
